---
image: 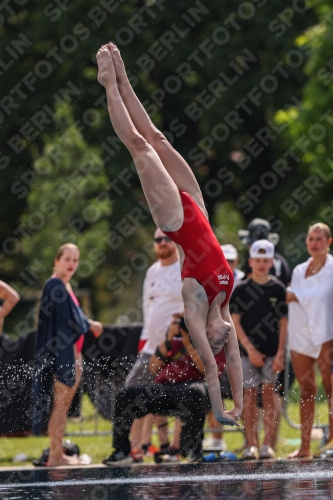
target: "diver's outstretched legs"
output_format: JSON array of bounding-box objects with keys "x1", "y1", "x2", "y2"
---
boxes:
[
  {"x1": 97, "y1": 45, "x2": 182, "y2": 231},
  {"x1": 108, "y1": 43, "x2": 208, "y2": 218}
]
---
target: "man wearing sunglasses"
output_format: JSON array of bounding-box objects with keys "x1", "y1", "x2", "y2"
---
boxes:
[{"x1": 123, "y1": 228, "x2": 183, "y2": 454}]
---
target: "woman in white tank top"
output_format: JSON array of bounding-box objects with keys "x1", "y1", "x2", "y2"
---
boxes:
[{"x1": 287, "y1": 222, "x2": 333, "y2": 459}]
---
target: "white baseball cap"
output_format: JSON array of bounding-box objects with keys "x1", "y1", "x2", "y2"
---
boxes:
[
  {"x1": 250, "y1": 239, "x2": 274, "y2": 259},
  {"x1": 221, "y1": 244, "x2": 238, "y2": 261}
]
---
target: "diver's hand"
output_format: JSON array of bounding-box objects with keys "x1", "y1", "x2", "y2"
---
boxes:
[
  {"x1": 225, "y1": 407, "x2": 242, "y2": 422},
  {"x1": 215, "y1": 410, "x2": 240, "y2": 427}
]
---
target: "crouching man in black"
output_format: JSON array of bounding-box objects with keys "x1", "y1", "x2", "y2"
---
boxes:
[{"x1": 103, "y1": 314, "x2": 226, "y2": 465}]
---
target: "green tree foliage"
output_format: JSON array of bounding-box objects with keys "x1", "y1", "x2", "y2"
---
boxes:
[
  {"x1": 214, "y1": 201, "x2": 246, "y2": 247},
  {"x1": 20, "y1": 104, "x2": 112, "y2": 287},
  {"x1": 0, "y1": 0, "x2": 321, "y2": 320},
  {"x1": 275, "y1": 0, "x2": 333, "y2": 235}
]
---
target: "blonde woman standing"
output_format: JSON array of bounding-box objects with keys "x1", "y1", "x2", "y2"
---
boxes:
[
  {"x1": 287, "y1": 223, "x2": 333, "y2": 458},
  {"x1": 33, "y1": 244, "x2": 103, "y2": 466}
]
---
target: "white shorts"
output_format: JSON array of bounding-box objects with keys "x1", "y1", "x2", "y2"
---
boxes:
[{"x1": 288, "y1": 332, "x2": 321, "y2": 359}]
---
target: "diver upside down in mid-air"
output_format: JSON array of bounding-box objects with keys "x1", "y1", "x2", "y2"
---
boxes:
[{"x1": 96, "y1": 42, "x2": 243, "y2": 426}]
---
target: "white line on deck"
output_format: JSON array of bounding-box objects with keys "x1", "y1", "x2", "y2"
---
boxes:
[{"x1": 1, "y1": 470, "x2": 333, "y2": 489}]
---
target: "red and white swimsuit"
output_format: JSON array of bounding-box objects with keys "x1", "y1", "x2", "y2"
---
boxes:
[
  {"x1": 69, "y1": 290, "x2": 85, "y2": 353},
  {"x1": 164, "y1": 191, "x2": 234, "y2": 307}
]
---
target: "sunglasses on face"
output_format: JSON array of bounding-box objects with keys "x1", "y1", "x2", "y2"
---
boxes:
[{"x1": 154, "y1": 236, "x2": 172, "y2": 244}]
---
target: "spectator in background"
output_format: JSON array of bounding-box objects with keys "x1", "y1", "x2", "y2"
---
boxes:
[
  {"x1": 124, "y1": 228, "x2": 183, "y2": 454},
  {"x1": 238, "y1": 218, "x2": 291, "y2": 286},
  {"x1": 221, "y1": 244, "x2": 245, "y2": 288},
  {"x1": 103, "y1": 314, "x2": 226, "y2": 465},
  {"x1": 239, "y1": 219, "x2": 291, "y2": 447},
  {"x1": 230, "y1": 240, "x2": 288, "y2": 460},
  {"x1": 0, "y1": 281, "x2": 20, "y2": 335},
  {"x1": 287, "y1": 223, "x2": 333, "y2": 459},
  {"x1": 32, "y1": 243, "x2": 103, "y2": 467}
]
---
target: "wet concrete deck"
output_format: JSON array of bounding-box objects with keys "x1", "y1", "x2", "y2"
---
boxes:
[{"x1": 0, "y1": 459, "x2": 332, "y2": 499}]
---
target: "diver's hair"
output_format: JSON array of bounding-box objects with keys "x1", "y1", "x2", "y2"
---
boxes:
[
  {"x1": 55, "y1": 243, "x2": 79, "y2": 261},
  {"x1": 308, "y1": 222, "x2": 331, "y2": 240}
]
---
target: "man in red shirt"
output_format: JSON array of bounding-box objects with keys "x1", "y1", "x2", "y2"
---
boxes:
[{"x1": 103, "y1": 315, "x2": 226, "y2": 465}]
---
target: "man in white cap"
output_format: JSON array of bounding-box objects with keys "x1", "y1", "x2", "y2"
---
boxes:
[
  {"x1": 230, "y1": 240, "x2": 288, "y2": 460},
  {"x1": 221, "y1": 244, "x2": 245, "y2": 288}
]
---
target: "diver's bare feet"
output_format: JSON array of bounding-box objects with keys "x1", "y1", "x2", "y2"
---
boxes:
[
  {"x1": 287, "y1": 448, "x2": 311, "y2": 459},
  {"x1": 96, "y1": 44, "x2": 116, "y2": 87},
  {"x1": 47, "y1": 454, "x2": 82, "y2": 467},
  {"x1": 107, "y1": 43, "x2": 128, "y2": 87}
]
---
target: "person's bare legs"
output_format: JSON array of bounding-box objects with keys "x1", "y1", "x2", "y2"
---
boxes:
[
  {"x1": 207, "y1": 410, "x2": 223, "y2": 441},
  {"x1": 108, "y1": 42, "x2": 208, "y2": 218},
  {"x1": 155, "y1": 416, "x2": 169, "y2": 447},
  {"x1": 48, "y1": 352, "x2": 82, "y2": 466},
  {"x1": 140, "y1": 415, "x2": 167, "y2": 449},
  {"x1": 131, "y1": 415, "x2": 169, "y2": 451},
  {"x1": 271, "y1": 393, "x2": 282, "y2": 449},
  {"x1": 170, "y1": 419, "x2": 182, "y2": 449},
  {"x1": 317, "y1": 340, "x2": 333, "y2": 441},
  {"x1": 331, "y1": 373, "x2": 333, "y2": 443},
  {"x1": 130, "y1": 418, "x2": 145, "y2": 450},
  {"x1": 261, "y1": 383, "x2": 277, "y2": 447},
  {"x1": 97, "y1": 44, "x2": 182, "y2": 232},
  {"x1": 242, "y1": 388, "x2": 259, "y2": 448},
  {"x1": 288, "y1": 351, "x2": 316, "y2": 458}
]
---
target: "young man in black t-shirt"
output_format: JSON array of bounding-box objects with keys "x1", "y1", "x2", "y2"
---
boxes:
[
  {"x1": 238, "y1": 218, "x2": 291, "y2": 286},
  {"x1": 230, "y1": 239, "x2": 288, "y2": 460}
]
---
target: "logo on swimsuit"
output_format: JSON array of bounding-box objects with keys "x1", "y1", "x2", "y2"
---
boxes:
[{"x1": 218, "y1": 274, "x2": 230, "y2": 285}]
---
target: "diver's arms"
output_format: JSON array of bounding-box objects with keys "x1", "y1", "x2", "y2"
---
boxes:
[
  {"x1": 221, "y1": 305, "x2": 243, "y2": 420},
  {"x1": 182, "y1": 278, "x2": 239, "y2": 426}
]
